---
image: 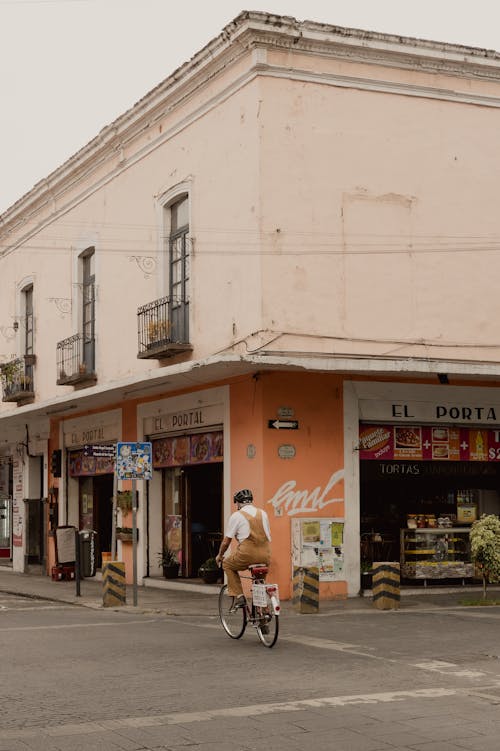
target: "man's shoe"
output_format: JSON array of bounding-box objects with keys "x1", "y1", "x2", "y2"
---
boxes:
[{"x1": 229, "y1": 595, "x2": 246, "y2": 612}]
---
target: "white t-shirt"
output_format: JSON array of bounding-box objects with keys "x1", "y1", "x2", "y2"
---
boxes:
[{"x1": 226, "y1": 505, "x2": 272, "y2": 543}]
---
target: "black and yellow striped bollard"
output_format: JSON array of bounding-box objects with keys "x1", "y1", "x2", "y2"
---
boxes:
[
  {"x1": 372, "y1": 561, "x2": 400, "y2": 610},
  {"x1": 292, "y1": 566, "x2": 319, "y2": 613},
  {"x1": 102, "y1": 561, "x2": 127, "y2": 607}
]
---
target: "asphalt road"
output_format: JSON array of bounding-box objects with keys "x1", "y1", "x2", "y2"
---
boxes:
[{"x1": 2, "y1": 592, "x2": 500, "y2": 750}]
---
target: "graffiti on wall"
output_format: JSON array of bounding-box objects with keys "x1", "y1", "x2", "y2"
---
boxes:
[{"x1": 267, "y1": 469, "x2": 344, "y2": 516}]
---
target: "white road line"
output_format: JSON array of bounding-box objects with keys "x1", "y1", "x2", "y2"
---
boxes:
[
  {"x1": 281, "y1": 634, "x2": 379, "y2": 658},
  {"x1": 413, "y1": 660, "x2": 487, "y2": 679},
  {"x1": 1, "y1": 687, "x2": 459, "y2": 740},
  {"x1": 0, "y1": 618, "x2": 158, "y2": 632},
  {"x1": 282, "y1": 636, "x2": 491, "y2": 680},
  {"x1": 1, "y1": 605, "x2": 75, "y2": 611}
]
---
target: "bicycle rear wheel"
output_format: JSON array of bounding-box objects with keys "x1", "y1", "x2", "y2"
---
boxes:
[
  {"x1": 218, "y1": 584, "x2": 247, "y2": 639},
  {"x1": 255, "y1": 594, "x2": 279, "y2": 648}
]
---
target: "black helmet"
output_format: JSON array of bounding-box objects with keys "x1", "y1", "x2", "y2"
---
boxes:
[{"x1": 234, "y1": 488, "x2": 253, "y2": 504}]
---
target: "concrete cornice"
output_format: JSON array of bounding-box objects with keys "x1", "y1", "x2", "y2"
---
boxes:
[
  {"x1": 3, "y1": 11, "x2": 500, "y2": 236},
  {"x1": 1, "y1": 351, "x2": 500, "y2": 440}
]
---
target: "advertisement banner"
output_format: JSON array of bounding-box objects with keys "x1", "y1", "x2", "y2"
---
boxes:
[
  {"x1": 359, "y1": 424, "x2": 500, "y2": 462},
  {"x1": 152, "y1": 431, "x2": 223, "y2": 469}
]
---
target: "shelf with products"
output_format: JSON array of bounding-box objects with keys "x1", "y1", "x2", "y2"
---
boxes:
[{"x1": 400, "y1": 527, "x2": 474, "y2": 580}]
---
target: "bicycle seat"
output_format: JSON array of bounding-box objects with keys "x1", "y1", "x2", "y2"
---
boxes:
[{"x1": 249, "y1": 564, "x2": 268, "y2": 577}]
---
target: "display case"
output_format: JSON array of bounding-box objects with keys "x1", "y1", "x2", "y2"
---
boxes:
[{"x1": 400, "y1": 528, "x2": 474, "y2": 581}]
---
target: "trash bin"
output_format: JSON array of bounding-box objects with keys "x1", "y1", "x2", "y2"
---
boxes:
[{"x1": 79, "y1": 530, "x2": 97, "y2": 578}]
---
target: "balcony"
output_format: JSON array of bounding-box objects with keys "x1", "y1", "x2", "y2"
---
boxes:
[
  {"x1": 137, "y1": 296, "x2": 192, "y2": 359},
  {"x1": 0, "y1": 355, "x2": 36, "y2": 403},
  {"x1": 56, "y1": 333, "x2": 95, "y2": 385}
]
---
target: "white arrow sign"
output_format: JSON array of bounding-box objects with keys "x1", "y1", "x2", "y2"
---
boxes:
[{"x1": 268, "y1": 419, "x2": 299, "y2": 430}]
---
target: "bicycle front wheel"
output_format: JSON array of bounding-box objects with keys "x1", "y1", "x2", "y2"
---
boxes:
[
  {"x1": 218, "y1": 584, "x2": 247, "y2": 639},
  {"x1": 255, "y1": 594, "x2": 279, "y2": 648}
]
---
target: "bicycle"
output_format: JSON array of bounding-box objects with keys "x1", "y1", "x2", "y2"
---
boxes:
[{"x1": 218, "y1": 563, "x2": 280, "y2": 648}]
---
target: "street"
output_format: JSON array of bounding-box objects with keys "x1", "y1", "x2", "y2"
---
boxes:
[{"x1": 2, "y1": 592, "x2": 500, "y2": 749}]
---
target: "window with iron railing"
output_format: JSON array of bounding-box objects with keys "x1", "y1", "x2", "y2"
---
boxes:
[
  {"x1": 56, "y1": 332, "x2": 95, "y2": 384},
  {"x1": 56, "y1": 249, "x2": 96, "y2": 386},
  {"x1": 137, "y1": 295, "x2": 192, "y2": 358},
  {"x1": 0, "y1": 355, "x2": 35, "y2": 403},
  {"x1": 82, "y1": 250, "x2": 95, "y2": 373},
  {"x1": 137, "y1": 196, "x2": 192, "y2": 359},
  {"x1": 169, "y1": 196, "x2": 190, "y2": 345}
]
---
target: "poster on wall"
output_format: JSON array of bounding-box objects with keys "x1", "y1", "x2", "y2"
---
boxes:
[
  {"x1": 12, "y1": 459, "x2": 23, "y2": 547},
  {"x1": 0, "y1": 460, "x2": 10, "y2": 499},
  {"x1": 116, "y1": 442, "x2": 152, "y2": 480},
  {"x1": 69, "y1": 449, "x2": 115, "y2": 477},
  {"x1": 291, "y1": 517, "x2": 345, "y2": 581},
  {"x1": 166, "y1": 515, "x2": 182, "y2": 564}
]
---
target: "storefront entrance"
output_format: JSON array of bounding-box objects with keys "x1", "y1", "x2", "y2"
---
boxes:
[
  {"x1": 78, "y1": 475, "x2": 114, "y2": 567},
  {"x1": 0, "y1": 498, "x2": 12, "y2": 559},
  {"x1": 0, "y1": 459, "x2": 12, "y2": 559},
  {"x1": 69, "y1": 446, "x2": 115, "y2": 568},
  {"x1": 359, "y1": 423, "x2": 500, "y2": 586},
  {"x1": 156, "y1": 430, "x2": 224, "y2": 578},
  {"x1": 185, "y1": 463, "x2": 223, "y2": 576},
  {"x1": 163, "y1": 462, "x2": 223, "y2": 578}
]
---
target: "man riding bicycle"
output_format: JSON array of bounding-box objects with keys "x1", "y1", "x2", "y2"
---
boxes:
[{"x1": 215, "y1": 488, "x2": 272, "y2": 608}]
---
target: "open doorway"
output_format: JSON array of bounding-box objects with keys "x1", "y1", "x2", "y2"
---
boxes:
[
  {"x1": 162, "y1": 462, "x2": 223, "y2": 578},
  {"x1": 184, "y1": 463, "x2": 223, "y2": 577},
  {"x1": 79, "y1": 474, "x2": 113, "y2": 567}
]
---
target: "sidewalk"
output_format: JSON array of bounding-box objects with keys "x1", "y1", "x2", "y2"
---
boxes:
[{"x1": 0, "y1": 565, "x2": 498, "y2": 616}]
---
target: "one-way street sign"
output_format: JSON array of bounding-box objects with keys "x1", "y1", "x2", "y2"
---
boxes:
[{"x1": 268, "y1": 419, "x2": 299, "y2": 430}]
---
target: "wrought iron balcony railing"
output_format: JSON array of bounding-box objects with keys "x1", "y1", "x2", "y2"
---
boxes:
[
  {"x1": 0, "y1": 355, "x2": 36, "y2": 403},
  {"x1": 56, "y1": 333, "x2": 95, "y2": 385},
  {"x1": 137, "y1": 296, "x2": 192, "y2": 359}
]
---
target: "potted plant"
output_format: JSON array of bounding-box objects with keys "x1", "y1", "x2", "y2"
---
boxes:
[
  {"x1": 20, "y1": 375, "x2": 32, "y2": 390},
  {"x1": 157, "y1": 546, "x2": 180, "y2": 578},
  {"x1": 198, "y1": 556, "x2": 222, "y2": 584},
  {"x1": 116, "y1": 490, "x2": 134, "y2": 514},
  {"x1": 116, "y1": 526, "x2": 135, "y2": 542},
  {"x1": 148, "y1": 320, "x2": 171, "y2": 345},
  {"x1": 360, "y1": 560, "x2": 373, "y2": 592}
]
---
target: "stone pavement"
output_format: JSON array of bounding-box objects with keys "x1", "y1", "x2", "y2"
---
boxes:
[
  {"x1": 0, "y1": 564, "x2": 497, "y2": 616},
  {"x1": 3, "y1": 566, "x2": 500, "y2": 750}
]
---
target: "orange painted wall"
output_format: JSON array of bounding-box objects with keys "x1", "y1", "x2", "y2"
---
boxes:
[{"x1": 230, "y1": 372, "x2": 345, "y2": 600}]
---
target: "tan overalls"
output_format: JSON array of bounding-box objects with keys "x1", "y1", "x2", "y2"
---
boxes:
[{"x1": 223, "y1": 508, "x2": 271, "y2": 597}]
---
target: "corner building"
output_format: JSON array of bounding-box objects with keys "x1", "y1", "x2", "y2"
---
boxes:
[{"x1": 2, "y1": 12, "x2": 500, "y2": 599}]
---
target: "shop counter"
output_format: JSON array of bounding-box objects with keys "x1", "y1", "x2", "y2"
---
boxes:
[{"x1": 400, "y1": 527, "x2": 474, "y2": 581}]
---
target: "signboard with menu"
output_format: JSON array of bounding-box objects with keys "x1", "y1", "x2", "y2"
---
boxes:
[{"x1": 359, "y1": 424, "x2": 500, "y2": 462}]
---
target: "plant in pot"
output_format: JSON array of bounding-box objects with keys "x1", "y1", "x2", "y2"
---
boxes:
[
  {"x1": 116, "y1": 490, "x2": 134, "y2": 514},
  {"x1": 157, "y1": 547, "x2": 180, "y2": 579},
  {"x1": 198, "y1": 556, "x2": 222, "y2": 584},
  {"x1": 360, "y1": 560, "x2": 373, "y2": 592},
  {"x1": 116, "y1": 526, "x2": 134, "y2": 542}
]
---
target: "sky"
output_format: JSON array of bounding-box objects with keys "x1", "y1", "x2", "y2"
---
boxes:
[{"x1": 2, "y1": 0, "x2": 500, "y2": 215}]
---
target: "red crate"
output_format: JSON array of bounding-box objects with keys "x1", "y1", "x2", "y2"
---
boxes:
[
  {"x1": 61, "y1": 565, "x2": 75, "y2": 580},
  {"x1": 51, "y1": 566, "x2": 64, "y2": 581}
]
